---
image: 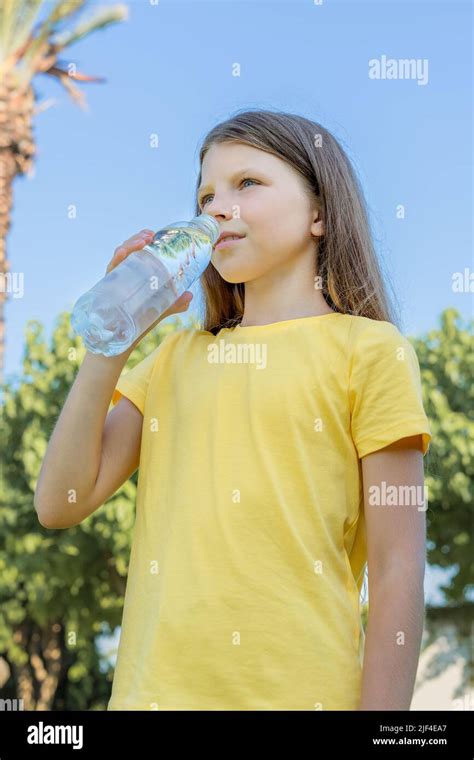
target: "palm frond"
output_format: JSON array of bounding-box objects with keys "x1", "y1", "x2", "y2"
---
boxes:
[
  {"x1": 3, "y1": 2, "x2": 127, "y2": 97},
  {"x1": 0, "y1": 1, "x2": 85, "y2": 64},
  {"x1": 0, "y1": 1, "x2": 43, "y2": 60},
  {"x1": 15, "y1": 0, "x2": 87, "y2": 77},
  {"x1": 53, "y1": 4, "x2": 129, "y2": 52},
  {"x1": 50, "y1": 59, "x2": 106, "y2": 83},
  {"x1": 47, "y1": 65, "x2": 89, "y2": 109}
]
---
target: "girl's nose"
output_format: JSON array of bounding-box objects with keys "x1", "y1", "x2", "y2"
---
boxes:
[{"x1": 203, "y1": 196, "x2": 235, "y2": 219}]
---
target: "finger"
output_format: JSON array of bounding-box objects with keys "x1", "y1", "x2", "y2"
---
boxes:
[
  {"x1": 131, "y1": 230, "x2": 154, "y2": 244},
  {"x1": 106, "y1": 243, "x2": 140, "y2": 273},
  {"x1": 106, "y1": 229, "x2": 155, "y2": 275},
  {"x1": 112, "y1": 232, "x2": 154, "y2": 263},
  {"x1": 119, "y1": 231, "x2": 153, "y2": 252}
]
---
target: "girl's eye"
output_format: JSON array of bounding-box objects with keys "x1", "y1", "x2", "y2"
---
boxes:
[
  {"x1": 200, "y1": 177, "x2": 259, "y2": 208},
  {"x1": 240, "y1": 177, "x2": 258, "y2": 190}
]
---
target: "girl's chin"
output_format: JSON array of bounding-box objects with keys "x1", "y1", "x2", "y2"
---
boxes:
[
  {"x1": 213, "y1": 257, "x2": 264, "y2": 284},
  {"x1": 215, "y1": 266, "x2": 259, "y2": 284},
  {"x1": 217, "y1": 273, "x2": 247, "y2": 284}
]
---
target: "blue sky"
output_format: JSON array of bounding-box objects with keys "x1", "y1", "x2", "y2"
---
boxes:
[
  {"x1": 3, "y1": 1, "x2": 472, "y2": 604},
  {"x1": 5, "y1": 0, "x2": 472, "y2": 389}
]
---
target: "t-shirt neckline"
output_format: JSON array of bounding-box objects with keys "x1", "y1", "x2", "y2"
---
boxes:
[{"x1": 225, "y1": 311, "x2": 343, "y2": 332}]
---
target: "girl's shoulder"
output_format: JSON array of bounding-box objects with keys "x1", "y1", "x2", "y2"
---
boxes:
[
  {"x1": 171, "y1": 318, "x2": 411, "y2": 357},
  {"x1": 348, "y1": 314, "x2": 404, "y2": 338},
  {"x1": 347, "y1": 315, "x2": 414, "y2": 357}
]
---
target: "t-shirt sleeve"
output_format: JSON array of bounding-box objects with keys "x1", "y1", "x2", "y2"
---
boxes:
[
  {"x1": 349, "y1": 320, "x2": 432, "y2": 459},
  {"x1": 110, "y1": 332, "x2": 176, "y2": 415}
]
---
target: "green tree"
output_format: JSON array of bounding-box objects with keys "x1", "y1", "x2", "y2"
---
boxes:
[
  {"x1": 410, "y1": 307, "x2": 473, "y2": 606},
  {"x1": 409, "y1": 308, "x2": 473, "y2": 701},
  {"x1": 1, "y1": 307, "x2": 471, "y2": 707},
  {"x1": 0, "y1": 312, "x2": 191, "y2": 709}
]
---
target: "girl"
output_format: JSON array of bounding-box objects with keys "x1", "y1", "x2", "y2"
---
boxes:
[{"x1": 35, "y1": 109, "x2": 432, "y2": 711}]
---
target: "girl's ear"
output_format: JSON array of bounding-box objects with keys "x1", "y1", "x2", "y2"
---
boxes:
[{"x1": 311, "y1": 217, "x2": 325, "y2": 238}]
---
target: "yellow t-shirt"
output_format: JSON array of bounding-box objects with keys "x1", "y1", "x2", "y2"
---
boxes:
[{"x1": 106, "y1": 312, "x2": 432, "y2": 711}]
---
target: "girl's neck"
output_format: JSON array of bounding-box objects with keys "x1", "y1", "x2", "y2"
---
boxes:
[
  {"x1": 239, "y1": 292, "x2": 334, "y2": 328},
  {"x1": 239, "y1": 251, "x2": 332, "y2": 328}
]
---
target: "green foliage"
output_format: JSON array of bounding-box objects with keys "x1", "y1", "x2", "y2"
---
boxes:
[
  {"x1": 409, "y1": 308, "x2": 473, "y2": 605},
  {"x1": 0, "y1": 306, "x2": 471, "y2": 708},
  {"x1": 0, "y1": 311, "x2": 193, "y2": 709}
]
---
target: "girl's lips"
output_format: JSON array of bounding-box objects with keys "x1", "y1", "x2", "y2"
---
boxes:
[{"x1": 215, "y1": 236, "x2": 245, "y2": 251}]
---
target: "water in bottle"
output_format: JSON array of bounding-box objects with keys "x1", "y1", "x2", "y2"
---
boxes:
[{"x1": 71, "y1": 214, "x2": 220, "y2": 356}]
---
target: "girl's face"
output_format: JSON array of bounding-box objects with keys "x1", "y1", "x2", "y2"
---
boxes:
[{"x1": 198, "y1": 142, "x2": 323, "y2": 284}]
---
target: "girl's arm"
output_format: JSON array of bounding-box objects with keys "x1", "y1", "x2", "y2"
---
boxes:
[
  {"x1": 34, "y1": 229, "x2": 193, "y2": 531},
  {"x1": 34, "y1": 348, "x2": 140, "y2": 529},
  {"x1": 357, "y1": 435, "x2": 427, "y2": 711}
]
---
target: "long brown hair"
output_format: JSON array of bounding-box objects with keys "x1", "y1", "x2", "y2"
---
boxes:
[{"x1": 194, "y1": 109, "x2": 400, "y2": 335}]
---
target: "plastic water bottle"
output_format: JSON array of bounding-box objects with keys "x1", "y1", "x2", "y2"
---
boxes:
[{"x1": 71, "y1": 213, "x2": 220, "y2": 356}]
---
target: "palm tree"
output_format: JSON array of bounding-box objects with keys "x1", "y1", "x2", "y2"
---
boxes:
[{"x1": 0, "y1": 0, "x2": 128, "y2": 387}]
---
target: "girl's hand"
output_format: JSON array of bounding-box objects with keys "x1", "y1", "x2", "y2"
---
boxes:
[
  {"x1": 106, "y1": 229, "x2": 153, "y2": 274},
  {"x1": 106, "y1": 229, "x2": 194, "y2": 356}
]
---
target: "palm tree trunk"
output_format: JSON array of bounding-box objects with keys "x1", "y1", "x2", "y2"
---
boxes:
[
  {"x1": 0, "y1": 74, "x2": 36, "y2": 390},
  {"x1": 0, "y1": 150, "x2": 17, "y2": 389}
]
